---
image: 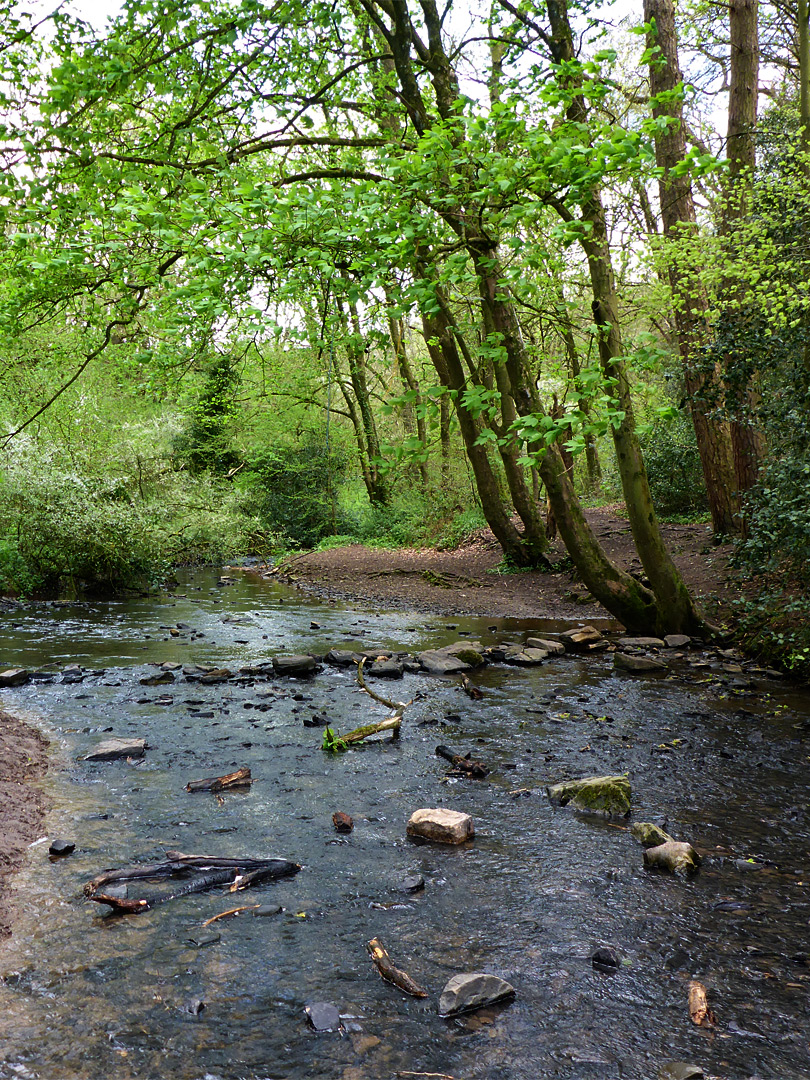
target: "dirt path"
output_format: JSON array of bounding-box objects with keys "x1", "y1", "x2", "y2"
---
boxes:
[
  {"x1": 281, "y1": 507, "x2": 736, "y2": 624},
  {"x1": 0, "y1": 709, "x2": 49, "y2": 938}
]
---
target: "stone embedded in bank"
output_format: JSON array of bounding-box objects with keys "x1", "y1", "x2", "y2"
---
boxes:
[{"x1": 406, "y1": 808, "x2": 474, "y2": 844}]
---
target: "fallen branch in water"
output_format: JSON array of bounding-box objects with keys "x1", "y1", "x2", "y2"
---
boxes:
[
  {"x1": 202, "y1": 905, "x2": 260, "y2": 926},
  {"x1": 688, "y1": 980, "x2": 717, "y2": 1027},
  {"x1": 356, "y1": 657, "x2": 412, "y2": 713},
  {"x1": 435, "y1": 745, "x2": 489, "y2": 778},
  {"x1": 322, "y1": 717, "x2": 401, "y2": 751},
  {"x1": 84, "y1": 851, "x2": 301, "y2": 914},
  {"x1": 186, "y1": 767, "x2": 253, "y2": 793},
  {"x1": 460, "y1": 674, "x2": 482, "y2": 700},
  {"x1": 367, "y1": 937, "x2": 429, "y2": 998}
]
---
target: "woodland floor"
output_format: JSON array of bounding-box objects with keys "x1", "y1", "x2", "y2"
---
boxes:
[{"x1": 282, "y1": 506, "x2": 738, "y2": 624}]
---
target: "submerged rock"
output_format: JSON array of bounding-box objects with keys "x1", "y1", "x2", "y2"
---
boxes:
[
  {"x1": 547, "y1": 775, "x2": 631, "y2": 816},
  {"x1": 631, "y1": 822, "x2": 675, "y2": 848},
  {"x1": 85, "y1": 738, "x2": 147, "y2": 762},
  {"x1": 644, "y1": 841, "x2": 701, "y2": 876},
  {"x1": 407, "y1": 808, "x2": 474, "y2": 844},
  {"x1": 398, "y1": 873, "x2": 425, "y2": 893},
  {"x1": 305, "y1": 1002, "x2": 341, "y2": 1032},
  {"x1": 438, "y1": 973, "x2": 515, "y2": 1017}
]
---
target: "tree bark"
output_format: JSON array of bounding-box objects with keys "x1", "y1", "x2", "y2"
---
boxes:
[{"x1": 644, "y1": 0, "x2": 741, "y2": 536}]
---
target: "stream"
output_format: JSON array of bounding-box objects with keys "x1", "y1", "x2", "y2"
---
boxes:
[{"x1": 0, "y1": 568, "x2": 808, "y2": 1080}]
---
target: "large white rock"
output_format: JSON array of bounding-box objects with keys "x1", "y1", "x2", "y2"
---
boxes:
[
  {"x1": 438, "y1": 972, "x2": 515, "y2": 1016},
  {"x1": 406, "y1": 808, "x2": 474, "y2": 844}
]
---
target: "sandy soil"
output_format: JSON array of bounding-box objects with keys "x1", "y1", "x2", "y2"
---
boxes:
[
  {"x1": 280, "y1": 507, "x2": 736, "y2": 624},
  {"x1": 0, "y1": 708, "x2": 49, "y2": 939}
]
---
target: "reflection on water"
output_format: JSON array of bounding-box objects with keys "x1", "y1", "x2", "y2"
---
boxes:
[{"x1": 0, "y1": 569, "x2": 808, "y2": 1079}]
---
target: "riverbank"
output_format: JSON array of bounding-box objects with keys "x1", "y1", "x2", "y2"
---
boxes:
[
  {"x1": 0, "y1": 709, "x2": 48, "y2": 938},
  {"x1": 278, "y1": 507, "x2": 736, "y2": 624}
]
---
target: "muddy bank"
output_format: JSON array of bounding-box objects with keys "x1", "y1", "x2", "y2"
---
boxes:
[
  {"x1": 0, "y1": 709, "x2": 48, "y2": 938},
  {"x1": 276, "y1": 508, "x2": 735, "y2": 624}
]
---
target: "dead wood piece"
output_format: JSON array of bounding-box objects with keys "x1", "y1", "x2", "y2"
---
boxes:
[
  {"x1": 357, "y1": 657, "x2": 411, "y2": 713},
  {"x1": 435, "y1": 745, "x2": 489, "y2": 778},
  {"x1": 332, "y1": 811, "x2": 354, "y2": 833},
  {"x1": 201, "y1": 905, "x2": 260, "y2": 926},
  {"x1": 84, "y1": 851, "x2": 301, "y2": 903},
  {"x1": 88, "y1": 894, "x2": 150, "y2": 914},
  {"x1": 460, "y1": 674, "x2": 483, "y2": 700},
  {"x1": 342, "y1": 716, "x2": 401, "y2": 745},
  {"x1": 688, "y1": 980, "x2": 717, "y2": 1027},
  {"x1": 367, "y1": 937, "x2": 429, "y2": 998},
  {"x1": 186, "y1": 767, "x2": 253, "y2": 793}
]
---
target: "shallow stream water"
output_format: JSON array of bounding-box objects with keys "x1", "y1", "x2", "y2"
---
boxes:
[{"x1": 0, "y1": 569, "x2": 808, "y2": 1080}]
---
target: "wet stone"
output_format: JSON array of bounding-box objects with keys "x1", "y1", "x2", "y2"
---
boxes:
[
  {"x1": 140, "y1": 671, "x2": 175, "y2": 686},
  {"x1": 658, "y1": 1065, "x2": 704, "y2": 1080},
  {"x1": 332, "y1": 811, "x2": 354, "y2": 833},
  {"x1": 526, "y1": 637, "x2": 565, "y2": 656},
  {"x1": 503, "y1": 647, "x2": 548, "y2": 666},
  {"x1": 631, "y1": 822, "x2": 675, "y2": 848},
  {"x1": 304, "y1": 1002, "x2": 341, "y2": 1032},
  {"x1": 418, "y1": 651, "x2": 470, "y2": 675},
  {"x1": 614, "y1": 652, "x2": 668, "y2": 673},
  {"x1": 182, "y1": 998, "x2": 205, "y2": 1016},
  {"x1": 643, "y1": 841, "x2": 701, "y2": 876},
  {"x1": 368, "y1": 658, "x2": 404, "y2": 679},
  {"x1": 186, "y1": 932, "x2": 221, "y2": 948},
  {"x1": 592, "y1": 946, "x2": 620, "y2": 971},
  {"x1": 438, "y1": 973, "x2": 516, "y2": 1017},
  {"x1": 664, "y1": 634, "x2": 691, "y2": 649},
  {"x1": 547, "y1": 775, "x2": 631, "y2": 817},
  {"x1": 559, "y1": 626, "x2": 607, "y2": 653},
  {"x1": 407, "y1": 808, "x2": 474, "y2": 844},
  {"x1": 273, "y1": 654, "x2": 317, "y2": 677},
  {"x1": 398, "y1": 873, "x2": 425, "y2": 893},
  {"x1": 324, "y1": 649, "x2": 358, "y2": 667},
  {"x1": 0, "y1": 668, "x2": 29, "y2": 688},
  {"x1": 618, "y1": 636, "x2": 665, "y2": 649},
  {"x1": 253, "y1": 905, "x2": 283, "y2": 918},
  {"x1": 199, "y1": 668, "x2": 233, "y2": 684},
  {"x1": 85, "y1": 738, "x2": 147, "y2": 762},
  {"x1": 48, "y1": 839, "x2": 75, "y2": 857}
]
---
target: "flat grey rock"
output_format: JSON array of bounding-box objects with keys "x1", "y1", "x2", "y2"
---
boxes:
[
  {"x1": 418, "y1": 651, "x2": 470, "y2": 675},
  {"x1": 503, "y1": 647, "x2": 548, "y2": 665},
  {"x1": 368, "y1": 658, "x2": 404, "y2": 679},
  {"x1": 273, "y1": 654, "x2": 317, "y2": 676},
  {"x1": 664, "y1": 634, "x2": 691, "y2": 648},
  {"x1": 305, "y1": 1001, "x2": 341, "y2": 1031},
  {"x1": 0, "y1": 668, "x2": 29, "y2": 688},
  {"x1": 526, "y1": 637, "x2": 565, "y2": 655},
  {"x1": 618, "y1": 636, "x2": 665, "y2": 648},
  {"x1": 85, "y1": 738, "x2": 147, "y2": 761},
  {"x1": 253, "y1": 904, "x2": 283, "y2": 917},
  {"x1": 438, "y1": 972, "x2": 515, "y2": 1016},
  {"x1": 613, "y1": 652, "x2": 668, "y2": 673}
]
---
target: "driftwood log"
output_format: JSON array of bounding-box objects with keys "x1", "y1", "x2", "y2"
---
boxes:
[
  {"x1": 435, "y1": 745, "x2": 489, "y2": 778},
  {"x1": 688, "y1": 980, "x2": 717, "y2": 1027},
  {"x1": 84, "y1": 851, "x2": 301, "y2": 914},
  {"x1": 186, "y1": 767, "x2": 253, "y2": 793},
  {"x1": 367, "y1": 937, "x2": 429, "y2": 998}
]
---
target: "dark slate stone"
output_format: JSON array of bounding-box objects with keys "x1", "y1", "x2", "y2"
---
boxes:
[
  {"x1": 399, "y1": 873, "x2": 425, "y2": 894},
  {"x1": 324, "y1": 649, "x2": 358, "y2": 667},
  {"x1": 305, "y1": 1002, "x2": 341, "y2": 1032},
  {"x1": 0, "y1": 669, "x2": 30, "y2": 688},
  {"x1": 438, "y1": 973, "x2": 515, "y2": 1017},
  {"x1": 592, "y1": 946, "x2": 620, "y2": 971},
  {"x1": 48, "y1": 839, "x2": 75, "y2": 857},
  {"x1": 368, "y1": 659, "x2": 404, "y2": 679},
  {"x1": 253, "y1": 904, "x2": 283, "y2": 917}
]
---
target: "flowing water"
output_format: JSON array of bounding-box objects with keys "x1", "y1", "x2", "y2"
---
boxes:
[{"x1": 0, "y1": 569, "x2": 808, "y2": 1080}]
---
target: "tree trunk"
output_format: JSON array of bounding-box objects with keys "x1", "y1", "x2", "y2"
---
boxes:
[
  {"x1": 644, "y1": 0, "x2": 741, "y2": 536},
  {"x1": 725, "y1": 0, "x2": 767, "y2": 498},
  {"x1": 388, "y1": 308, "x2": 429, "y2": 486}
]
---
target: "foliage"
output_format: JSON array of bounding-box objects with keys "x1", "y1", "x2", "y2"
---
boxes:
[
  {"x1": 240, "y1": 442, "x2": 347, "y2": 549},
  {"x1": 321, "y1": 726, "x2": 348, "y2": 753},
  {"x1": 173, "y1": 356, "x2": 241, "y2": 475},
  {"x1": 639, "y1": 410, "x2": 709, "y2": 518}
]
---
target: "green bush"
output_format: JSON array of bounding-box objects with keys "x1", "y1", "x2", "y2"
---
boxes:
[
  {"x1": 240, "y1": 443, "x2": 348, "y2": 549},
  {"x1": 639, "y1": 411, "x2": 709, "y2": 518}
]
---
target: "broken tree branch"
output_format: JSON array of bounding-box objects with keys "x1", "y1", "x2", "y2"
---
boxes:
[
  {"x1": 435, "y1": 745, "x2": 489, "y2": 777},
  {"x1": 357, "y1": 657, "x2": 411, "y2": 713},
  {"x1": 367, "y1": 937, "x2": 429, "y2": 998},
  {"x1": 186, "y1": 767, "x2": 253, "y2": 792}
]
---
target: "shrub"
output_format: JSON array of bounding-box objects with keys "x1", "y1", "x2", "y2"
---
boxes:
[{"x1": 639, "y1": 411, "x2": 708, "y2": 518}]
